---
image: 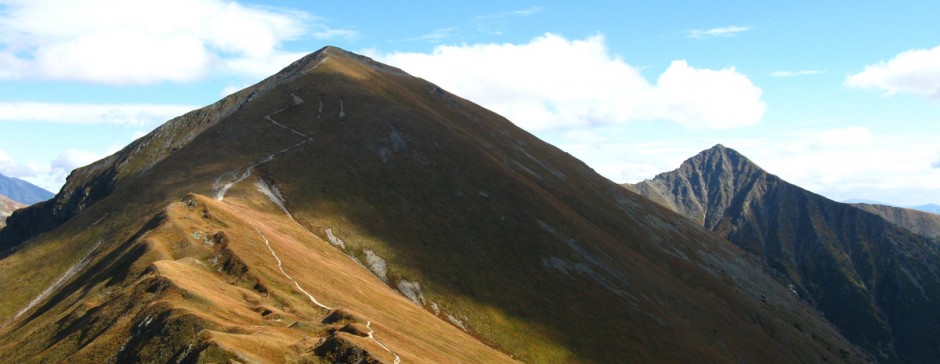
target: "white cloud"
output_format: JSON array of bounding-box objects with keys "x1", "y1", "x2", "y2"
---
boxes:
[
  {"x1": 933, "y1": 154, "x2": 940, "y2": 168},
  {"x1": 559, "y1": 136, "x2": 717, "y2": 184},
  {"x1": 51, "y1": 149, "x2": 101, "y2": 172},
  {"x1": 770, "y1": 70, "x2": 823, "y2": 77},
  {"x1": 0, "y1": 148, "x2": 102, "y2": 192},
  {"x1": 472, "y1": 6, "x2": 543, "y2": 34},
  {"x1": 0, "y1": 0, "x2": 353, "y2": 84},
  {"x1": 0, "y1": 149, "x2": 46, "y2": 179},
  {"x1": 687, "y1": 26, "x2": 751, "y2": 39},
  {"x1": 473, "y1": 6, "x2": 544, "y2": 21},
  {"x1": 221, "y1": 84, "x2": 249, "y2": 97},
  {"x1": 378, "y1": 33, "x2": 765, "y2": 132},
  {"x1": 803, "y1": 126, "x2": 875, "y2": 149},
  {"x1": 846, "y1": 45, "x2": 940, "y2": 100},
  {"x1": 405, "y1": 28, "x2": 456, "y2": 43},
  {"x1": 569, "y1": 127, "x2": 939, "y2": 206},
  {"x1": 0, "y1": 149, "x2": 103, "y2": 192},
  {"x1": 221, "y1": 50, "x2": 309, "y2": 79},
  {"x1": 648, "y1": 60, "x2": 765, "y2": 129},
  {"x1": 310, "y1": 27, "x2": 359, "y2": 40},
  {"x1": 0, "y1": 102, "x2": 195, "y2": 125},
  {"x1": 752, "y1": 130, "x2": 940, "y2": 205}
]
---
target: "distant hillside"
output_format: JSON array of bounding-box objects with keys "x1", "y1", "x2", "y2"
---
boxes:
[
  {"x1": 853, "y1": 203, "x2": 940, "y2": 239},
  {"x1": 0, "y1": 194, "x2": 25, "y2": 229},
  {"x1": 628, "y1": 144, "x2": 940, "y2": 363},
  {"x1": 0, "y1": 173, "x2": 54, "y2": 205},
  {"x1": 843, "y1": 198, "x2": 887, "y2": 205},
  {"x1": 843, "y1": 199, "x2": 940, "y2": 216},
  {"x1": 911, "y1": 204, "x2": 940, "y2": 215}
]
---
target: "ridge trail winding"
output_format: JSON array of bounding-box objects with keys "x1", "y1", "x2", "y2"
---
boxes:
[
  {"x1": 250, "y1": 222, "x2": 332, "y2": 310},
  {"x1": 367, "y1": 320, "x2": 402, "y2": 364},
  {"x1": 219, "y1": 94, "x2": 402, "y2": 362},
  {"x1": 248, "y1": 221, "x2": 402, "y2": 363},
  {"x1": 213, "y1": 93, "x2": 313, "y2": 201}
]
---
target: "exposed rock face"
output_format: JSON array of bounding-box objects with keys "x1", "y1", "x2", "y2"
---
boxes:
[
  {"x1": 853, "y1": 203, "x2": 940, "y2": 239},
  {"x1": 629, "y1": 144, "x2": 940, "y2": 363},
  {"x1": 1, "y1": 49, "x2": 870, "y2": 363}
]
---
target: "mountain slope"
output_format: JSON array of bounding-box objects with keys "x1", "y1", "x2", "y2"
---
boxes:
[
  {"x1": 1, "y1": 48, "x2": 868, "y2": 363},
  {"x1": 853, "y1": 203, "x2": 940, "y2": 239},
  {"x1": 0, "y1": 194, "x2": 25, "y2": 229},
  {"x1": 628, "y1": 144, "x2": 940, "y2": 363},
  {"x1": 0, "y1": 173, "x2": 54, "y2": 205}
]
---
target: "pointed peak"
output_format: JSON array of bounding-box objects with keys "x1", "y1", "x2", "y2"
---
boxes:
[
  {"x1": 276, "y1": 45, "x2": 407, "y2": 79},
  {"x1": 695, "y1": 143, "x2": 746, "y2": 160},
  {"x1": 314, "y1": 45, "x2": 359, "y2": 60},
  {"x1": 702, "y1": 143, "x2": 735, "y2": 155},
  {"x1": 682, "y1": 144, "x2": 765, "y2": 175}
]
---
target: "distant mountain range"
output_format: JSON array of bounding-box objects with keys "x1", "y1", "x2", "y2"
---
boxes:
[
  {"x1": 912, "y1": 204, "x2": 940, "y2": 214},
  {"x1": 627, "y1": 144, "x2": 940, "y2": 363},
  {"x1": 911, "y1": 203, "x2": 940, "y2": 214},
  {"x1": 0, "y1": 173, "x2": 54, "y2": 205},
  {"x1": 853, "y1": 203, "x2": 940, "y2": 239},
  {"x1": 0, "y1": 48, "x2": 869, "y2": 363},
  {"x1": 844, "y1": 199, "x2": 940, "y2": 215}
]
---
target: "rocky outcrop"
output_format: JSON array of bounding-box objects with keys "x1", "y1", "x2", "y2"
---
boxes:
[{"x1": 630, "y1": 144, "x2": 940, "y2": 363}]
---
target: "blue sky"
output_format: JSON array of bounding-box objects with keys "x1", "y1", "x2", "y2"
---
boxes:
[{"x1": 0, "y1": 0, "x2": 938, "y2": 206}]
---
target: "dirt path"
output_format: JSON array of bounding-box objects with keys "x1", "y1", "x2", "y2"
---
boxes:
[
  {"x1": 367, "y1": 320, "x2": 402, "y2": 364},
  {"x1": 213, "y1": 93, "x2": 313, "y2": 201},
  {"x1": 221, "y1": 96, "x2": 402, "y2": 362},
  {"x1": 250, "y1": 222, "x2": 332, "y2": 310}
]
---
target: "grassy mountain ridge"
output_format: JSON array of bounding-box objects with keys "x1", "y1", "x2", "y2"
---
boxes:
[
  {"x1": 0, "y1": 190, "x2": 513, "y2": 362},
  {"x1": 1, "y1": 48, "x2": 869, "y2": 362},
  {"x1": 628, "y1": 144, "x2": 940, "y2": 363}
]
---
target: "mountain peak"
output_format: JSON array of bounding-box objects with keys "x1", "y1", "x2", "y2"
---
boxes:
[
  {"x1": 693, "y1": 144, "x2": 753, "y2": 163},
  {"x1": 276, "y1": 46, "x2": 407, "y2": 81},
  {"x1": 631, "y1": 146, "x2": 940, "y2": 362},
  {"x1": 682, "y1": 144, "x2": 765, "y2": 179},
  {"x1": 708, "y1": 143, "x2": 727, "y2": 151},
  {"x1": 632, "y1": 145, "x2": 771, "y2": 227}
]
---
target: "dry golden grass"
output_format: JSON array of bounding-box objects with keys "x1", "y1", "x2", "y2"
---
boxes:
[{"x1": 0, "y1": 186, "x2": 518, "y2": 363}]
